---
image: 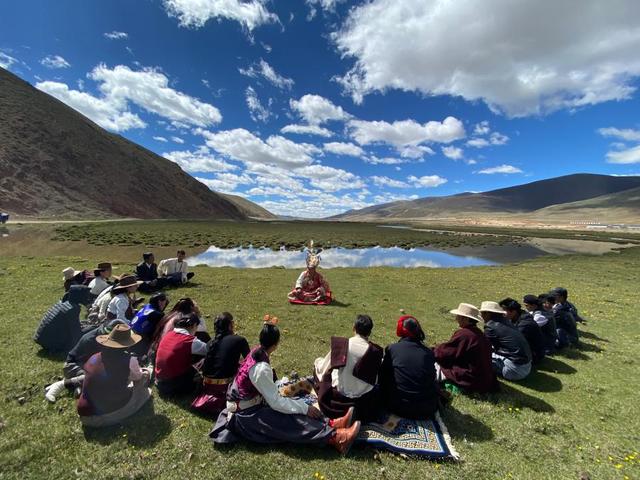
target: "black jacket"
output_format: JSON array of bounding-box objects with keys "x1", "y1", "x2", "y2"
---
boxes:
[
  {"x1": 136, "y1": 262, "x2": 158, "y2": 282},
  {"x1": 379, "y1": 338, "x2": 438, "y2": 413},
  {"x1": 553, "y1": 302, "x2": 578, "y2": 337},
  {"x1": 514, "y1": 312, "x2": 545, "y2": 363},
  {"x1": 34, "y1": 286, "x2": 89, "y2": 353},
  {"x1": 484, "y1": 318, "x2": 532, "y2": 364}
]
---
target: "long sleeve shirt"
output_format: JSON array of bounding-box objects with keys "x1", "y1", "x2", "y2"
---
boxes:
[
  {"x1": 249, "y1": 362, "x2": 309, "y2": 415},
  {"x1": 158, "y1": 258, "x2": 188, "y2": 281},
  {"x1": 107, "y1": 294, "x2": 131, "y2": 323},
  {"x1": 88, "y1": 277, "x2": 110, "y2": 296},
  {"x1": 314, "y1": 334, "x2": 373, "y2": 398}
]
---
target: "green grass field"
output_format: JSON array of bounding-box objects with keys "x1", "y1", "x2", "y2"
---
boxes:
[{"x1": 0, "y1": 223, "x2": 639, "y2": 479}]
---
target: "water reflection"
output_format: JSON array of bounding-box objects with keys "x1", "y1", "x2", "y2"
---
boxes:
[{"x1": 188, "y1": 246, "x2": 496, "y2": 269}]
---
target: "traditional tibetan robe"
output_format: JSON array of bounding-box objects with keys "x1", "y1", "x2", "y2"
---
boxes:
[{"x1": 288, "y1": 269, "x2": 332, "y2": 304}]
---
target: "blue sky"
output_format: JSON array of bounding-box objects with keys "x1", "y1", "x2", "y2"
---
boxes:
[{"x1": 1, "y1": 0, "x2": 640, "y2": 217}]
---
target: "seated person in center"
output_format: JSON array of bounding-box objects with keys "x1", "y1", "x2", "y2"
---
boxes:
[
  {"x1": 480, "y1": 301, "x2": 532, "y2": 381},
  {"x1": 136, "y1": 252, "x2": 164, "y2": 293},
  {"x1": 433, "y1": 303, "x2": 497, "y2": 394},
  {"x1": 288, "y1": 243, "x2": 331, "y2": 304},
  {"x1": 106, "y1": 274, "x2": 143, "y2": 323},
  {"x1": 526, "y1": 294, "x2": 558, "y2": 355},
  {"x1": 314, "y1": 314, "x2": 383, "y2": 421},
  {"x1": 151, "y1": 297, "x2": 210, "y2": 355},
  {"x1": 379, "y1": 315, "x2": 439, "y2": 419},
  {"x1": 500, "y1": 298, "x2": 546, "y2": 364},
  {"x1": 210, "y1": 318, "x2": 361, "y2": 455},
  {"x1": 192, "y1": 312, "x2": 250, "y2": 415},
  {"x1": 130, "y1": 292, "x2": 170, "y2": 357},
  {"x1": 76, "y1": 325, "x2": 152, "y2": 428},
  {"x1": 44, "y1": 319, "x2": 126, "y2": 403},
  {"x1": 158, "y1": 250, "x2": 195, "y2": 287},
  {"x1": 155, "y1": 313, "x2": 208, "y2": 396}
]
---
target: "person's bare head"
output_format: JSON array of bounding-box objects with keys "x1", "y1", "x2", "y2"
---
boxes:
[{"x1": 177, "y1": 250, "x2": 186, "y2": 262}]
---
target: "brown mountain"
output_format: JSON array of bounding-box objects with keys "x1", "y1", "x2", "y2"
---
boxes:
[
  {"x1": 0, "y1": 67, "x2": 272, "y2": 220},
  {"x1": 334, "y1": 173, "x2": 640, "y2": 221}
]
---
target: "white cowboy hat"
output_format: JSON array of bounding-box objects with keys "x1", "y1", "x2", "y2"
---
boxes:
[
  {"x1": 449, "y1": 303, "x2": 482, "y2": 322},
  {"x1": 62, "y1": 267, "x2": 82, "y2": 281},
  {"x1": 479, "y1": 301, "x2": 506, "y2": 315}
]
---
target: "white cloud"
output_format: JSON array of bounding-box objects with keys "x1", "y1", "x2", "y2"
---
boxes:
[
  {"x1": 163, "y1": 0, "x2": 278, "y2": 31},
  {"x1": 598, "y1": 127, "x2": 640, "y2": 142},
  {"x1": 348, "y1": 116, "x2": 465, "y2": 147},
  {"x1": 606, "y1": 145, "x2": 640, "y2": 164},
  {"x1": 467, "y1": 138, "x2": 490, "y2": 148},
  {"x1": 281, "y1": 124, "x2": 333, "y2": 137},
  {"x1": 442, "y1": 145, "x2": 463, "y2": 160},
  {"x1": 0, "y1": 52, "x2": 17, "y2": 69},
  {"x1": 40, "y1": 55, "x2": 70, "y2": 69},
  {"x1": 245, "y1": 86, "x2": 272, "y2": 123},
  {"x1": 90, "y1": 64, "x2": 222, "y2": 127},
  {"x1": 477, "y1": 164, "x2": 523, "y2": 174},
  {"x1": 196, "y1": 172, "x2": 254, "y2": 193},
  {"x1": 467, "y1": 121, "x2": 509, "y2": 147},
  {"x1": 104, "y1": 31, "x2": 128, "y2": 40},
  {"x1": 290, "y1": 94, "x2": 350, "y2": 125},
  {"x1": 399, "y1": 145, "x2": 434, "y2": 159},
  {"x1": 407, "y1": 175, "x2": 448, "y2": 188},
  {"x1": 36, "y1": 80, "x2": 147, "y2": 131},
  {"x1": 474, "y1": 121, "x2": 491, "y2": 136},
  {"x1": 153, "y1": 136, "x2": 168, "y2": 142},
  {"x1": 323, "y1": 141, "x2": 364, "y2": 157},
  {"x1": 364, "y1": 156, "x2": 410, "y2": 165},
  {"x1": 297, "y1": 164, "x2": 365, "y2": 192},
  {"x1": 489, "y1": 132, "x2": 509, "y2": 145},
  {"x1": 171, "y1": 136, "x2": 185, "y2": 144},
  {"x1": 239, "y1": 59, "x2": 294, "y2": 89},
  {"x1": 335, "y1": 0, "x2": 640, "y2": 116},
  {"x1": 198, "y1": 128, "x2": 320, "y2": 169},
  {"x1": 371, "y1": 176, "x2": 409, "y2": 188},
  {"x1": 164, "y1": 147, "x2": 238, "y2": 173}
]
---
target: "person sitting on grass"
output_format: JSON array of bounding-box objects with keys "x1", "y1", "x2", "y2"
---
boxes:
[
  {"x1": 500, "y1": 298, "x2": 546, "y2": 364},
  {"x1": 433, "y1": 303, "x2": 497, "y2": 394},
  {"x1": 44, "y1": 320, "x2": 125, "y2": 403},
  {"x1": 192, "y1": 312, "x2": 250, "y2": 415},
  {"x1": 549, "y1": 287, "x2": 580, "y2": 348},
  {"x1": 34, "y1": 285, "x2": 92, "y2": 355},
  {"x1": 106, "y1": 274, "x2": 143, "y2": 323},
  {"x1": 152, "y1": 297, "x2": 210, "y2": 351},
  {"x1": 288, "y1": 242, "x2": 332, "y2": 304},
  {"x1": 314, "y1": 314, "x2": 383, "y2": 422},
  {"x1": 525, "y1": 294, "x2": 558, "y2": 355},
  {"x1": 551, "y1": 287, "x2": 585, "y2": 323},
  {"x1": 210, "y1": 318, "x2": 361, "y2": 455},
  {"x1": 87, "y1": 262, "x2": 113, "y2": 300},
  {"x1": 77, "y1": 325, "x2": 152, "y2": 428},
  {"x1": 63, "y1": 267, "x2": 91, "y2": 292},
  {"x1": 136, "y1": 252, "x2": 163, "y2": 293},
  {"x1": 130, "y1": 292, "x2": 170, "y2": 357},
  {"x1": 158, "y1": 250, "x2": 195, "y2": 287},
  {"x1": 379, "y1": 315, "x2": 439, "y2": 419},
  {"x1": 154, "y1": 313, "x2": 208, "y2": 396},
  {"x1": 480, "y1": 301, "x2": 532, "y2": 381}
]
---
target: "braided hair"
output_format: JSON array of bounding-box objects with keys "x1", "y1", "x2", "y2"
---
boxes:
[{"x1": 206, "y1": 312, "x2": 234, "y2": 352}]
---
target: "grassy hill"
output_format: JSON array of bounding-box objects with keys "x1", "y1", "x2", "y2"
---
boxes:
[
  {"x1": 0, "y1": 67, "x2": 272, "y2": 220},
  {"x1": 335, "y1": 174, "x2": 640, "y2": 222},
  {"x1": 221, "y1": 194, "x2": 277, "y2": 220}
]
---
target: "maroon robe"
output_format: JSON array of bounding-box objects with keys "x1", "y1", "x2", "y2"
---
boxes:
[{"x1": 434, "y1": 325, "x2": 497, "y2": 394}]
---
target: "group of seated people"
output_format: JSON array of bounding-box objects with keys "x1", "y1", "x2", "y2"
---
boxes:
[{"x1": 37, "y1": 258, "x2": 584, "y2": 456}]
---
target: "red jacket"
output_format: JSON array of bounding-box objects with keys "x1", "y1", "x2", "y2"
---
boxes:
[
  {"x1": 434, "y1": 325, "x2": 497, "y2": 393},
  {"x1": 155, "y1": 331, "x2": 194, "y2": 380}
]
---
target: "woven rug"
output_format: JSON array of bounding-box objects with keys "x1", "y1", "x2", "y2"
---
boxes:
[{"x1": 357, "y1": 412, "x2": 459, "y2": 460}]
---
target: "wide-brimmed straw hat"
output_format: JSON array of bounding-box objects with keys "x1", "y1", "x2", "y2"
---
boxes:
[
  {"x1": 62, "y1": 267, "x2": 82, "y2": 281},
  {"x1": 479, "y1": 301, "x2": 505, "y2": 314},
  {"x1": 96, "y1": 324, "x2": 141, "y2": 349},
  {"x1": 94, "y1": 262, "x2": 112, "y2": 276},
  {"x1": 449, "y1": 303, "x2": 482, "y2": 322},
  {"x1": 112, "y1": 274, "x2": 142, "y2": 293}
]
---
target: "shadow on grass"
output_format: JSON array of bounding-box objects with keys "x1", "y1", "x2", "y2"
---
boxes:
[
  {"x1": 82, "y1": 399, "x2": 171, "y2": 447},
  {"x1": 36, "y1": 349, "x2": 67, "y2": 362},
  {"x1": 328, "y1": 299, "x2": 351, "y2": 308},
  {"x1": 440, "y1": 406, "x2": 494, "y2": 442},
  {"x1": 480, "y1": 383, "x2": 555, "y2": 413},
  {"x1": 536, "y1": 357, "x2": 577, "y2": 375},
  {"x1": 579, "y1": 330, "x2": 609, "y2": 343},
  {"x1": 554, "y1": 348, "x2": 591, "y2": 361},
  {"x1": 517, "y1": 370, "x2": 563, "y2": 393},
  {"x1": 576, "y1": 341, "x2": 603, "y2": 353}
]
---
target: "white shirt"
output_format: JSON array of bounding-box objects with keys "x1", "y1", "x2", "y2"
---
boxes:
[
  {"x1": 158, "y1": 258, "x2": 188, "y2": 282},
  {"x1": 173, "y1": 328, "x2": 208, "y2": 356},
  {"x1": 107, "y1": 294, "x2": 131, "y2": 322},
  {"x1": 128, "y1": 357, "x2": 144, "y2": 381},
  {"x1": 88, "y1": 276, "x2": 109, "y2": 296},
  {"x1": 532, "y1": 310, "x2": 549, "y2": 327},
  {"x1": 249, "y1": 362, "x2": 309, "y2": 415},
  {"x1": 314, "y1": 334, "x2": 373, "y2": 399}
]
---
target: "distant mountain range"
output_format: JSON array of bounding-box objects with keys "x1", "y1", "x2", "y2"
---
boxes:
[
  {"x1": 334, "y1": 173, "x2": 640, "y2": 223},
  {"x1": 0, "y1": 67, "x2": 273, "y2": 220}
]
